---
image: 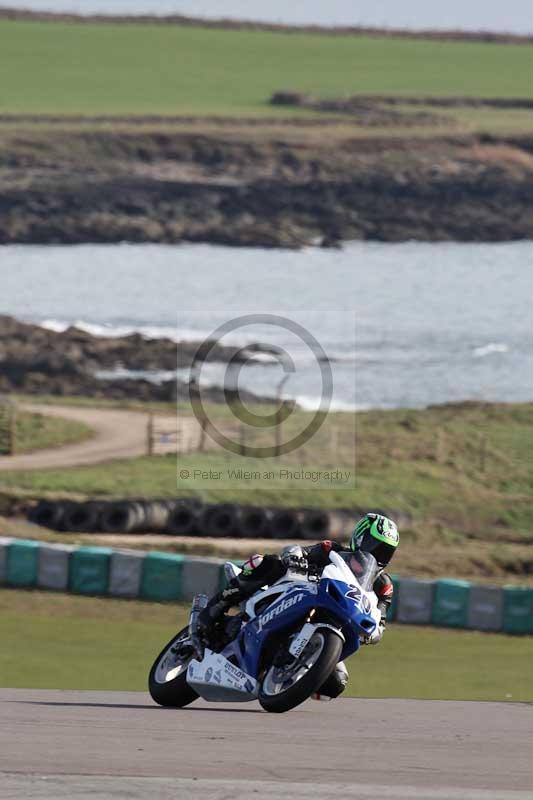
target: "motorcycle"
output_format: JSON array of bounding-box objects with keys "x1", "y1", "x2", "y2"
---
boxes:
[{"x1": 148, "y1": 549, "x2": 381, "y2": 713}]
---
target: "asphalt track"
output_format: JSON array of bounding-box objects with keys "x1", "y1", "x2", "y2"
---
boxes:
[{"x1": 1, "y1": 690, "x2": 532, "y2": 799}]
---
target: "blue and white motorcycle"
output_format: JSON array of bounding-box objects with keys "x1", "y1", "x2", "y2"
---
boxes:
[{"x1": 148, "y1": 549, "x2": 381, "y2": 713}]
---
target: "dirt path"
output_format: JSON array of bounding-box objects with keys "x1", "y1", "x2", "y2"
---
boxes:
[{"x1": 0, "y1": 404, "x2": 201, "y2": 471}]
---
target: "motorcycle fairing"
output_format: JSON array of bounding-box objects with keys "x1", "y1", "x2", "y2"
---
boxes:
[{"x1": 187, "y1": 649, "x2": 259, "y2": 702}]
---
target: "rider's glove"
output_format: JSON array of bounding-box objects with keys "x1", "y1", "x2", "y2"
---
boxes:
[{"x1": 281, "y1": 551, "x2": 308, "y2": 573}]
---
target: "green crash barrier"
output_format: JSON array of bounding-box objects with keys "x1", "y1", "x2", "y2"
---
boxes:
[
  {"x1": 0, "y1": 537, "x2": 14, "y2": 584},
  {"x1": 180, "y1": 557, "x2": 226, "y2": 602},
  {"x1": 219, "y1": 561, "x2": 244, "y2": 592},
  {"x1": 396, "y1": 578, "x2": 435, "y2": 626},
  {"x1": 432, "y1": 579, "x2": 471, "y2": 628},
  {"x1": 69, "y1": 546, "x2": 112, "y2": 596},
  {"x1": 140, "y1": 552, "x2": 185, "y2": 602},
  {"x1": 4, "y1": 536, "x2": 533, "y2": 637},
  {"x1": 6, "y1": 539, "x2": 40, "y2": 587},
  {"x1": 503, "y1": 586, "x2": 533, "y2": 635}
]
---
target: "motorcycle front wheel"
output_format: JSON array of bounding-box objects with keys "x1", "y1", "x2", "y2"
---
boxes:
[
  {"x1": 148, "y1": 625, "x2": 199, "y2": 708},
  {"x1": 259, "y1": 628, "x2": 343, "y2": 713}
]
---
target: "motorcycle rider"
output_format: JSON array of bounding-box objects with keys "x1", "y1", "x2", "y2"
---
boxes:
[{"x1": 198, "y1": 512, "x2": 399, "y2": 699}]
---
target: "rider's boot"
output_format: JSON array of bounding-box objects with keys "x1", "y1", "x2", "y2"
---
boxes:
[{"x1": 312, "y1": 661, "x2": 348, "y2": 701}]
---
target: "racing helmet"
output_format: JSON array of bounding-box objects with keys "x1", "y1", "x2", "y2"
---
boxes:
[{"x1": 350, "y1": 512, "x2": 399, "y2": 567}]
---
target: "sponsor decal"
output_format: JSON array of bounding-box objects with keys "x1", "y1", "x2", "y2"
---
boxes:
[
  {"x1": 214, "y1": 670, "x2": 222, "y2": 684},
  {"x1": 257, "y1": 593, "x2": 304, "y2": 632},
  {"x1": 244, "y1": 679, "x2": 254, "y2": 693},
  {"x1": 346, "y1": 586, "x2": 361, "y2": 601},
  {"x1": 346, "y1": 587, "x2": 371, "y2": 613},
  {"x1": 224, "y1": 662, "x2": 247, "y2": 682},
  {"x1": 205, "y1": 667, "x2": 213, "y2": 682}
]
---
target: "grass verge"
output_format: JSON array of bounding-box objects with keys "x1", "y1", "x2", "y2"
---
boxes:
[
  {"x1": 1, "y1": 588, "x2": 530, "y2": 701},
  {"x1": 3, "y1": 401, "x2": 533, "y2": 542},
  {"x1": 6, "y1": 411, "x2": 92, "y2": 455}
]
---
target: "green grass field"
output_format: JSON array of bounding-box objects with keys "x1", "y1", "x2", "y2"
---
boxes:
[
  {"x1": 1, "y1": 20, "x2": 533, "y2": 116},
  {"x1": 1, "y1": 589, "x2": 530, "y2": 701}
]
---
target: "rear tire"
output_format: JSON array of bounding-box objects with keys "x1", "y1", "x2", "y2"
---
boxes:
[
  {"x1": 258, "y1": 629, "x2": 343, "y2": 713},
  {"x1": 148, "y1": 626, "x2": 199, "y2": 708}
]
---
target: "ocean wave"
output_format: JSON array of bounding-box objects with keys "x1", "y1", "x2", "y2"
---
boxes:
[
  {"x1": 37, "y1": 317, "x2": 295, "y2": 350},
  {"x1": 292, "y1": 394, "x2": 357, "y2": 412},
  {"x1": 95, "y1": 368, "x2": 176, "y2": 384},
  {"x1": 472, "y1": 342, "x2": 509, "y2": 358},
  {"x1": 38, "y1": 318, "x2": 234, "y2": 344}
]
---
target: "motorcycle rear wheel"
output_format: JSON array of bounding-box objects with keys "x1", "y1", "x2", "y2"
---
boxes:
[
  {"x1": 259, "y1": 629, "x2": 343, "y2": 713},
  {"x1": 148, "y1": 625, "x2": 199, "y2": 708}
]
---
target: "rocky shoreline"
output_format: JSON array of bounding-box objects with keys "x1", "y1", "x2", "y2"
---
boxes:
[
  {"x1": 0, "y1": 316, "x2": 281, "y2": 404},
  {"x1": 2, "y1": 127, "x2": 533, "y2": 248}
]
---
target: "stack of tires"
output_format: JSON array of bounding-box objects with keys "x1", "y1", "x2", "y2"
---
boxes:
[{"x1": 29, "y1": 498, "x2": 333, "y2": 541}]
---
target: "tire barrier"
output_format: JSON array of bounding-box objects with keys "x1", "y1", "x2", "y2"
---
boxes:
[
  {"x1": 270, "y1": 508, "x2": 302, "y2": 539},
  {"x1": 99, "y1": 501, "x2": 146, "y2": 534},
  {"x1": 142, "y1": 500, "x2": 171, "y2": 532},
  {"x1": 27, "y1": 498, "x2": 336, "y2": 541},
  {"x1": 237, "y1": 506, "x2": 271, "y2": 539},
  {"x1": 200, "y1": 504, "x2": 238, "y2": 538},
  {"x1": 166, "y1": 501, "x2": 200, "y2": 536},
  {"x1": 301, "y1": 509, "x2": 330, "y2": 540},
  {"x1": 1, "y1": 537, "x2": 533, "y2": 635},
  {"x1": 30, "y1": 500, "x2": 66, "y2": 530},
  {"x1": 62, "y1": 502, "x2": 102, "y2": 533}
]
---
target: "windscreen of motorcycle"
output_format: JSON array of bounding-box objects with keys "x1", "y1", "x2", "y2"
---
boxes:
[{"x1": 340, "y1": 550, "x2": 379, "y2": 592}]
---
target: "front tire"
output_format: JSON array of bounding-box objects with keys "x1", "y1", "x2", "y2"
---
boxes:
[
  {"x1": 259, "y1": 629, "x2": 343, "y2": 713},
  {"x1": 148, "y1": 626, "x2": 199, "y2": 708}
]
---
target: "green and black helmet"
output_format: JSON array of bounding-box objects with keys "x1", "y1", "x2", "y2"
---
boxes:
[{"x1": 351, "y1": 512, "x2": 399, "y2": 567}]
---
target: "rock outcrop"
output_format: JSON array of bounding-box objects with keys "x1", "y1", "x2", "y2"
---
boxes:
[{"x1": 2, "y1": 127, "x2": 533, "y2": 248}]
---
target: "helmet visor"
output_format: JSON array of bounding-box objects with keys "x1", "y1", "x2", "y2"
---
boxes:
[{"x1": 352, "y1": 529, "x2": 397, "y2": 567}]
